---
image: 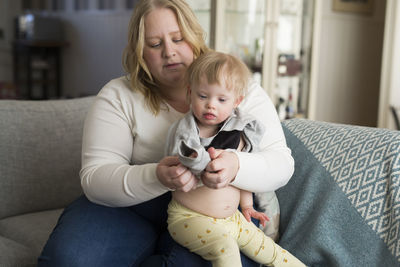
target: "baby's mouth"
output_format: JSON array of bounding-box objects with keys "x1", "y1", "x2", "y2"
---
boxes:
[{"x1": 203, "y1": 113, "x2": 216, "y2": 120}]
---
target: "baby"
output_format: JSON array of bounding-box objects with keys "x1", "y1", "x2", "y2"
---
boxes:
[{"x1": 165, "y1": 51, "x2": 305, "y2": 267}]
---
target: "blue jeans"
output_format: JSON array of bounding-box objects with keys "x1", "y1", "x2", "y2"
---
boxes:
[{"x1": 38, "y1": 193, "x2": 259, "y2": 267}]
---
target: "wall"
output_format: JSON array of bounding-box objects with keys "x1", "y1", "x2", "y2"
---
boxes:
[
  {"x1": 309, "y1": 0, "x2": 386, "y2": 127},
  {"x1": 58, "y1": 11, "x2": 131, "y2": 97},
  {"x1": 53, "y1": 0, "x2": 132, "y2": 97}
]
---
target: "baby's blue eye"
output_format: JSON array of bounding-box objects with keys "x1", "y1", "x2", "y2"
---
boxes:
[
  {"x1": 198, "y1": 94, "x2": 207, "y2": 99},
  {"x1": 219, "y1": 98, "x2": 226, "y2": 102}
]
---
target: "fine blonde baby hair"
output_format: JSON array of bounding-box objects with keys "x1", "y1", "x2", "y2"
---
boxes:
[{"x1": 185, "y1": 50, "x2": 251, "y2": 98}]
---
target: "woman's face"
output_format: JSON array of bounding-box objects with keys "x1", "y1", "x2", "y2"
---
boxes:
[{"x1": 143, "y1": 8, "x2": 194, "y2": 89}]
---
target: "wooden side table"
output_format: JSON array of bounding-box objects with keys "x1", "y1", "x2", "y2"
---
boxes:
[{"x1": 13, "y1": 40, "x2": 68, "y2": 99}]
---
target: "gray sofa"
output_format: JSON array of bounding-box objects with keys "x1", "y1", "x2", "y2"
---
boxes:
[
  {"x1": 0, "y1": 97, "x2": 94, "y2": 267},
  {"x1": 1, "y1": 96, "x2": 399, "y2": 266}
]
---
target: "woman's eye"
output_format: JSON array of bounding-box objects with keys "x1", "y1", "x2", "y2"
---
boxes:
[
  {"x1": 150, "y1": 43, "x2": 161, "y2": 48},
  {"x1": 173, "y1": 38, "x2": 183, "y2": 43}
]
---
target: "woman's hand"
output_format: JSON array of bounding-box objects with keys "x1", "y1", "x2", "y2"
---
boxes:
[
  {"x1": 241, "y1": 206, "x2": 270, "y2": 227},
  {"x1": 156, "y1": 156, "x2": 198, "y2": 192},
  {"x1": 201, "y1": 147, "x2": 240, "y2": 189}
]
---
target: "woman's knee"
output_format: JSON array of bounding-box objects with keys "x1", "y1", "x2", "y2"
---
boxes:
[
  {"x1": 38, "y1": 196, "x2": 159, "y2": 267},
  {"x1": 154, "y1": 231, "x2": 211, "y2": 267}
]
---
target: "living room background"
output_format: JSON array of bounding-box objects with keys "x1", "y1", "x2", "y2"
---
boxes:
[{"x1": 0, "y1": 0, "x2": 398, "y2": 130}]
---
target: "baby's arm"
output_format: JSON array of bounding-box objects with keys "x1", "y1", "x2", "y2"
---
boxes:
[
  {"x1": 238, "y1": 136, "x2": 269, "y2": 226},
  {"x1": 240, "y1": 190, "x2": 269, "y2": 227},
  {"x1": 165, "y1": 115, "x2": 210, "y2": 176}
]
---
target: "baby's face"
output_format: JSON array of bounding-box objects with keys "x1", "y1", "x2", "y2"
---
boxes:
[{"x1": 190, "y1": 76, "x2": 241, "y2": 128}]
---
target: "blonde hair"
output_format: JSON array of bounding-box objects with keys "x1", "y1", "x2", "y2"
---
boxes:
[
  {"x1": 122, "y1": 0, "x2": 209, "y2": 115},
  {"x1": 186, "y1": 51, "x2": 251, "y2": 98}
]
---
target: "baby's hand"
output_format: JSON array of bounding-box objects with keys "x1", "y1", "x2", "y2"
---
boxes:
[{"x1": 241, "y1": 206, "x2": 270, "y2": 227}]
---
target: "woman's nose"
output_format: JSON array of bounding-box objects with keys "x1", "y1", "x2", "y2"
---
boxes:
[{"x1": 163, "y1": 40, "x2": 176, "y2": 58}]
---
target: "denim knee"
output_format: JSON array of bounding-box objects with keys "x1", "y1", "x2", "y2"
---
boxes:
[{"x1": 38, "y1": 195, "x2": 159, "y2": 267}]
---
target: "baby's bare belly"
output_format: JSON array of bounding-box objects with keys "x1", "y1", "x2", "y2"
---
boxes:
[{"x1": 172, "y1": 185, "x2": 241, "y2": 218}]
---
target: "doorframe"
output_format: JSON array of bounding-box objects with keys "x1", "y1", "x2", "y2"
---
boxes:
[
  {"x1": 378, "y1": 0, "x2": 399, "y2": 129},
  {"x1": 306, "y1": 0, "x2": 322, "y2": 120}
]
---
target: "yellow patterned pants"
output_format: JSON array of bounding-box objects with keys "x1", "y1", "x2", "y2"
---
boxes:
[{"x1": 167, "y1": 199, "x2": 305, "y2": 267}]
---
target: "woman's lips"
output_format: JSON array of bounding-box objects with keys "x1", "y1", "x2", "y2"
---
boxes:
[{"x1": 165, "y1": 63, "x2": 181, "y2": 69}]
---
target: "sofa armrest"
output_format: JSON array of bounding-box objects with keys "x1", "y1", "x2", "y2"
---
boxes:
[
  {"x1": 0, "y1": 97, "x2": 94, "y2": 219},
  {"x1": 277, "y1": 119, "x2": 400, "y2": 266}
]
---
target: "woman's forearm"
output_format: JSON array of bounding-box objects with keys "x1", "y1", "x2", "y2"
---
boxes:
[
  {"x1": 80, "y1": 162, "x2": 169, "y2": 207},
  {"x1": 231, "y1": 147, "x2": 294, "y2": 192}
]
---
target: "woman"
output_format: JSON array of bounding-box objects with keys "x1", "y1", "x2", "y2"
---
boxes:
[{"x1": 38, "y1": 0, "x2": 294, "y2": 266}]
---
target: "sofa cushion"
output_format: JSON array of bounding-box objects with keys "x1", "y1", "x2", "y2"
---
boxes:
[
  {"x1": 0, "y1": 97, "x2": 94, "y2": 219},
  {"x1": 278, "y1": 119, "x2": 400, "y2": 266},
  {"x1": 0, "y1": 209, "x2": 63, "y2": 257},
  {"x1": 0, "y1": 235, "x2": 37, "y2": 267}
]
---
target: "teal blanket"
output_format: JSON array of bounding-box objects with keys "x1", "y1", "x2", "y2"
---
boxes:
[{"x1": 278, "y1": 119, "x2": 400, "y2": 266}]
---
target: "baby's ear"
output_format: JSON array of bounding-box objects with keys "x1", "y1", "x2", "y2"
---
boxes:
[
  {"x1": 186, "y1": 85, "x2": 193, "y2": 98},
  {"x1": 235, "y1": 95, "x2": 244, "y2": 107}
]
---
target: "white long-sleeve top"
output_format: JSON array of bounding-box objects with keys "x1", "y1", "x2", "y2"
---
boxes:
[{"x1": 80, "y1": 76, "x2": 294, "y2": 207}]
